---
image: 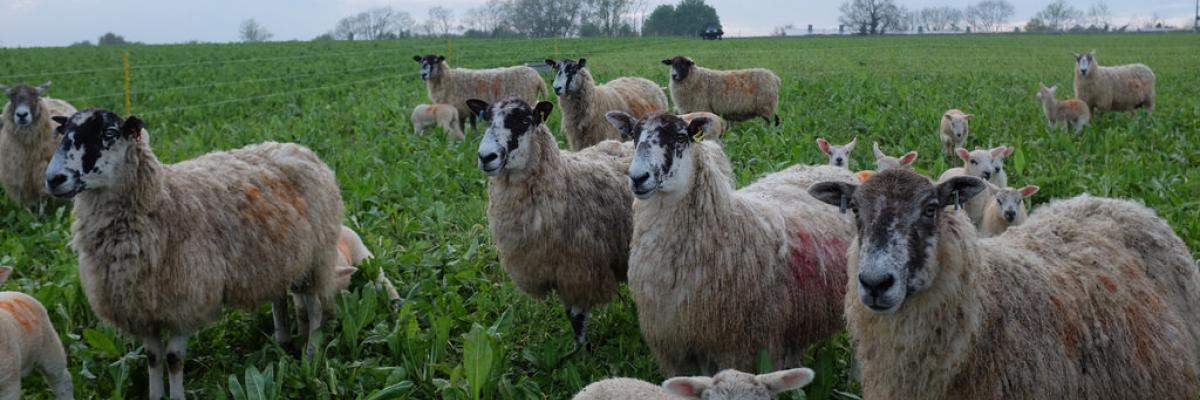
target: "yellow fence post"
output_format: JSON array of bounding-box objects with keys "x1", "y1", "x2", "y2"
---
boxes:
[
  {"x1": 123, "y1": 51, "x2": 131, "y2": 116},
  {"x1": 447, "y1": 37, "x2": 453, "y2": 64}
]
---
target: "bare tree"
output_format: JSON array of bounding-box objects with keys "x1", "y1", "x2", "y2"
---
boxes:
[
  {"x1": 505, "y1": 0, "x2": 587, "y2": 37},
  {"x1": 1035, "y1": 0, "x2": 1081, "y2": 31},
  {"x1": 427, "y1": 7, "x2": 456, "y2": 37},
  {"x1": 239, "y1": 19, "x2": 273, "y2": 42},
  {"x1": 588, "y1": 0, "x2": 636, "y2": 36},
  {"x1": 919, "y1": 6, "x2": 964, "y2": 31},
  {"x1": 965, "y1": 0, "x2": 1014, "y2": 32},
  {"x1": 839, "y1": 0, "x2": 903, "y2": 35},
  {"x1": 464, "y1": 0, "x2": 508, "y2": 35},
  {"x1": 332, "y1": 7, "x2": 414, "y2": 40}
]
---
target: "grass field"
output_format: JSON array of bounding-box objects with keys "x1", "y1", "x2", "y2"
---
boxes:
[{"x1": 0, "y1": 33, "x2": 1197, "y2": 399}]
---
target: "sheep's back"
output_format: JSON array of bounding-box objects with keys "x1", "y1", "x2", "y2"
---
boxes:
[
  {"x1": 601, "y1": 77, "x2": 668, "y2": 116},
  {"x1": 571, "y1": 378, "x2": 666, "y2": 400},
  {"x1": 433, "y1": 66, "x2": 545, "y2": 117}
]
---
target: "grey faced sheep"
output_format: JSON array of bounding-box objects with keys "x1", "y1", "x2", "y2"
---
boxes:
[
  {"x1": 44, "y1": 109, "x2": 343, "y2": 400},
  {"x1": 809, "y1": 169, "x2": 1200, "y2": 400},
  {"x1": 938, "y1": 109, "x2": 972, "y2": 159},
  {"x1": 546, "y1": 58, "x2": 668, "y2": 150},
  {"x1": 1037, "y1": 83, "x2": 1090, "y2": 133},
  {"x1": 661, "y1": 56, "x2": 781, "y2": 126},
  {"x1": 0, "y1": 82, "x2": 77, "y2": 213},
  {"x1": 1073, "y1": 50, "x2": 1156, "y2": 114},
  {"x1": 606, "y1": 111, "x2": 855, "y2": 377},
  {"x1": 572, "y1": 368, "x2": 814, "y2": 400},
  {"x1": 467, "y1": 98, "x2": 633, "y2": 347},
  {"x1": 871, "y1": 142, "x2": 917, "y2": 172},
  {"x1": 979, "y1": 184, "x2": 1038, "y2": 238},
  {"x1": 0, "y1": 266, "x2": 73, "y2": 400},
  {"x1": 413, "y1": 55, "x2": 548, "y2": 132},
  {"x1": 817, "y1": 136, "x2": 857, "y2": 169},
  {"x1": 411, "y1": 103, "x2": 464, "y2": 140}
]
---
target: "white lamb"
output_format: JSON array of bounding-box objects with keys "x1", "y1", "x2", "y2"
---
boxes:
[
  {"x1": 572, "y1": 368, "x2": 814, "y2": 400},
  {"x1": 979, "y1": 184, "x2": 1038, "y2": 238},
  {"x1": 1037, "y1": 83, "x2": 1090, "y2": 133},
  {"x1": 411, "y1": 104, "x2": 464, "y2": 140},
  {"x1": 938, "y1": 109, "x2": 972, "y2": 159},
  {"x1": 871, "y1": 142, "x2": 917, "y2": 172},
  {"x1": 816, "y1": 136, "x2": 857, "y2": 169},
  {"x1": 0, "y1": 266, "x2": 73, "y2": 399},
  {"x1": 938, "y1": 146, "x2": 1012, "y2": 226}
]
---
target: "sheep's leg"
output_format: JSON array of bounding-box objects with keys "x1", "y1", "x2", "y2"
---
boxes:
[
  {"x1": 165, "y1": 335, "x2": 188, "y2": 400},
  {"x1": 375, "y1": 269, "x2": 401, "y2": 308},
  {"x1": 143, "y1": 336, "x2": 165, "y2": 400},
  {"x1": 0, "y1": 378, "x2": 20, "y2": 400},
  {"x1": 272, "y1": 296, "x2": 292, "y2": 347},
  {"x1": 39, "y1": 330, "x2": 73, "y2": 400},
  {"x1": 301, "y1": 293, "x2": 324, "y2": 358},
  {"x1": 565, "y1": 305, "x2": 589, "y2": 349}
]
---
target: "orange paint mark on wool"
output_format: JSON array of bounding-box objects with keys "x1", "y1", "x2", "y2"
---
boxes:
[
  {"x1": 1098, "y1": 275, "x2": 1119, "y2": 293},
  {"x1": 491, "y1": 80, "x2": 502, "y2": 98},
  {"x1": 239, "y1": 179, "x2": 306, "y2": 241},
  {"x1": 721, "y1": 74, "x2": 757, "y2": 96},
  {"x1": 0, "y1": 297, "x2": 40, "y2": 333},
  {"x1": 337, "y1": 238, "x2": 354, "y2": 265}
]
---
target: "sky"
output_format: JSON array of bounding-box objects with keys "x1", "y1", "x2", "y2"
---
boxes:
[{"x1": 0, "y1": 0, "x2": 1196, "y2": 47}]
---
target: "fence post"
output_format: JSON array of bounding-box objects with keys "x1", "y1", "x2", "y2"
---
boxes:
[
  {"x1": 447, "y1": 37, "x2": 453, "y2": 64},
  {"x1": 123, "y1": 51, "x2": 131, "y2": 116}
]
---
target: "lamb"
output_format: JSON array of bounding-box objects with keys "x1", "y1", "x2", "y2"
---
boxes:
[
  {"x1": 871, "y1": 142, "x2": 917, "y2": 172},
  {"x1": 606, "y1": 111, "x2": 856, "y2": 376},
  {"x1": 411, "y1": 104, "x2": 464, "y2": 140},
  {"x1": 413, "y1": 55, "x2": 548, "y2": 131},
  {"x1": 467, "y1": 98, "x2": 634, "y2": 347},
  {"x1": 44, "y1": 109, "x2": 343, "y2": 400},
  {"x1": 328, "y1": 226, "x2": 401, "y2": 304},
  {"x1": 979, "y1": 184, "x2": 1038, "y2": 238},
  {"x1": 808, "y1": 169, "x2": 1200, "y2": 399},
  {"x1": 0, "y1": 266, "x2": 73, "y2": 399},
  {"x1": 1073, "y1": 50, "x2": 1156, "y2": 114},
  {"x1": 816, "y1": 136, "x2": 857, "y2": 169},
  {"x1": 547, "y1": 58, "x2": 668, "y2": 150},
  {"x1": 571, "y1": 368, "x2": 814, "y2": 400},
  {"x1": 1037, "y1": 83, "x2": 1091, "y2": 133},
  {"x1": 937, "y1": 146, "x2": 1012, "y2": 226},
  {"x1": 661, "y1": 56, "x2": 781, "y2": 126},
  {"x1": 0, "y1": 82, "x2": 77, "y2": 213},
  {"x1": 677, "y1": 112, "x2": 726, "y2": 140},
  {"x1": 938, "y1": 109, "x2": 972, "y2": 159}
]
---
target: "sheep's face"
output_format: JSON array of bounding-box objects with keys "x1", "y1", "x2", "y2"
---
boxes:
[
  {"x1": 954, "y1": 147, "x2": 1004, "y2": 182},
  {"x1": 662, "y1": 56, "x2": 694, "y2": 83},
  {"x1": 993, "y1": 185, "x2": 1037, "y2": 224},
  {"x1": 610, "y1": 112, "x2": 704, "y2": 199},
  {"x1": 817, "y1": 137, "x2": 856, "y2": 168},
  {"x1": 944, "y1": 113, "x2": 970, "y2": 142},
  {"x1": 45, "y1": 109, "x2": 143, "y2": 198},
  {"x1": 546, "y1": 58, "x2": 587, "y2": 96},
  {"x1": 808, "y1": 170, "x2": 988, "y2": 313},
  {"x1": 1037, "y1": 83, "x2": 1057, "y2": 101},
  {"x1": 663, "y1": 368, "x2": 815, "y2": 400},
  {"x1": 1074, "y1": 51, "x2": 1095, "y2": 77},
  {"x1": 468, "y1": 98, "x2": 552, "y2": 176},
  {"x1": 413, "y1": 54, "x2": 446, "y2": 81},
  {"x1": 3, "y1": 83, "x2": 49, "y2": 127}
]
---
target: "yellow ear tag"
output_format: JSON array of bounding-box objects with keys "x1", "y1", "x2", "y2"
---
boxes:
[{"x1": 692, "y1": 131, "x2": 705, "y2": 143}]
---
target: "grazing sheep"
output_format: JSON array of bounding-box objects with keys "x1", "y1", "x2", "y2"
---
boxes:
[
  {"x1": 1073, "y1": 50, "x2": 1156, "y2": 114},
  {"x1": 939, "y1": 109, "x2": 972, "y2": 159},
  {"x1": 468, "y1": 98, "x2": 633, "y2": 347},
  {"x1": 810, "y1": 170, "x2": 1200, "y2": 399},
  {"x1": 871, "y1": 142, "x2": 917, "y2": 172},
  {"x1": 817, "y1": 136, "x2": 857, "y2": 169},
  {"x1": 44, "y1": 109, "x2": 343, "y2": 400},
  {"x1": 0, "y1": 266, "x2": 73, "y2": 400},
  {"x1": 678, "y1": 112, "x2": 726, "y2": 140},
  {"x1": 938, "y1": 146, "x2": 1011, "y2": 226},
  {"x1": 607, "y1": 111, "x2": 855, "y2": 376},
  {"x1": 661, "y1": 56, "x2": 781, "y2": 126},
  {"x1": 572, "y1": 368, "x2": 814, "y2": 400},
  {"x1": 411, "y1": 104, "x2": 464, "y2": 140},
  {"x1": 0, "y1": 82, "x2": 77, "y2": 213},
  {"x1": 1037, "y1": 83, "x2": 1090, "y2": 133},
  {"x1": 546, "y1": 59, "x2": 668, "y2": 150},
  {"x1": 979, "y1": 184, "x2": 1038, "y2": 238},
  {"x1": 413, "y1": 55, "x2": 548, "y2": 131}
]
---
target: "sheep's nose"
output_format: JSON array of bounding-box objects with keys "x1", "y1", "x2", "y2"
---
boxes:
[
  {"x1": 46, "y1": 174, "x2": 66, "y2": 190},
  {"x1": 1004, "y1": 210, "x2": 1016, "y2": 221},
  {"x1": 835, "y1": 158, "x2": 843, "y2": 166},
  {"x1": 630, "y1": 172, "x2": 650, "y2": 187},
  {"x1": 982, "y1": 171, "x2": 992, "y2": 180},
  {"x1": 859, "y1": 273, "x2": 896, "y2": 297},
  {"x1": 478, "y1": 152, "x2": 498, "y2": 165}
]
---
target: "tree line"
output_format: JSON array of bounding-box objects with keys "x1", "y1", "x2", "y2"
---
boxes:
[{"x1": 838, "y1": 0, "x2": 1177, "y2": 35}]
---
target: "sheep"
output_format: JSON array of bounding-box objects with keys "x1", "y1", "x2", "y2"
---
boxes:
[
  {"x1": 816, "y1": 136, "x2": 857, "y2": 169},
  {"x1": 413, "y1": 55, "x2": 548, "y2": 132},
  {"x1": 44, "y1": 109, "x2": 343, "y2": 400},
  {"x1": 661, "y1": 56, "x2": 781, "y2": 126},
  {"x1": 467, "y1": 98, "x2": 634, "y2": 347},
  {"x1": 0, "y1": 82, "x2": 77, "y2": 213},
  {"x1": 1037, "y1": 83, "x2": 1091, "y2": 133},
  {"x1": 808, "y1": 169, "x2": 1200, "y2": 399},
  {"x1": 572, "y1": 368, "x2": 814, "y2": 400},
  {"x1": 328, "y1": 226, "x2": 400, "y2": 304},
  {"x1": 871, "y1": 142, "x2": 917, "y2": 172},
  {"x1": 546, "y1": 58, "x2": 668, "y2": 150},
  {"x1": 979, "y1": 184, "x2": 1038, "y2": 238},
  {"x1": 411, "y1": 103, "x2": 464, "y2": 140},
  {"x1": 939, "y1": 109, "x2": 972, "y2": 159},
  {"x1": 1073, "y1": 50, "x2": 1156, "y2": 114},
  {"x1": 678, "y1": 112, "x2": 726, "y2": 140},
  {"x1": 937, "y1": 146, "x2": 1012, "y2": 226},
  {"x1": 0, "y1": 266, "x2": 73, "y2": 399},
  {"x1": 606, "y1": 111, "x2": 856, "y2": 376}
]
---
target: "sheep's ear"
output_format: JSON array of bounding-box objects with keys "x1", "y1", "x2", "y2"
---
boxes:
[
  {"x1": 122, "y1": 116, "x2": 144, "y2": 140},
  {"x1": 412, "y1": 55, "x2": 422, "y2": 62},
  {"x1": 0, "y1": 266, "x2": 10, "y2": 285},
  {"x1": 52, "y1": 116, "x2": 69, "y2": 126},
  {"x1": 1019, "y1": 185, "x2": 1039, "y2": 198},
  {"x1": 605, "y1": 111, "x2": 637, "y2": 140},
  {"x1": 436, "y1": 55, "x2": 445, "y2": 62},
  {"x1": 545, "y1": 59, "x2": 558, "y2": 69},
  {"x1": 1072, "y1": 52, "x2": 1081, "y2": 60},
  {"x1": 990, "y1": 146, "x2": 1010, "y2": 158},
  {"x1": 577, "y1": 58, "x2": 587, "y2": 68},
  {"x1": 661, "y1": 59, "x2": 673, "y2": 66},
  {"x1": 845, "y1": 136, "x2": 858, "y2": 152},
  {"x1": 809, "y1": 181, "x2": 858, "y2": 213},
  {"x1": 816, "y1": 138, "x2": 831, "y2": 155},
  {"x1": 662, "y1": 376, "x2": 712, "y2": 399},
  {"x1": 532, "y1": 101, "x2": 554, "y2": 125},
  {"x1": 686, "y1": 117, "x2": 710, "y2": 140},
  {"x1": 936, "y1": 176, "x2": 987, "y2": 209},
  {"x1": 964, "y1": 114, "x2": 974, "y2": 120},
  {"x1": 36, "y1": 81, "x2": 51, "y2": 95},
  {"x1": 899, "y1": 151, "x2": 918, "y2": 166},
  {"x1": 465, "y1": 99, "x2": 490, "y2": 122},
  {"x1": 756, "y1": 368, "x2": 816, "y2": 395},
  {"x1": 956, "y1": 148, "x2": 970, "y2": 161},
  {"x1": 943, "y1": 113, "x2": 952, "y2": 120},
  {"x1": 872, "y1": 142, "x2": 885, "y2": 159}
]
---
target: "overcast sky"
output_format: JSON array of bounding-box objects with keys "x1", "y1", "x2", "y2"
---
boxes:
[{"x1": 1, "y1": 0, "x2": 1195, "y2": 47}]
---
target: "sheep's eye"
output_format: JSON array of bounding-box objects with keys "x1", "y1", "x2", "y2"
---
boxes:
[
  {"x1": 103, "y1": 128, "x2": 120, "y2": 139},
  {"x1": 995, "y1": 167, "x2": 1001, "y2": 173},
  {"x1": 969, "y1": 160, "x2": 977, "y2": 165},
  {"x1": 997, "y1": 198, "x2": 1003, "y2": 205},
  {"x1": 922, "y1": 204, "x2": 938, "y2": 218}
]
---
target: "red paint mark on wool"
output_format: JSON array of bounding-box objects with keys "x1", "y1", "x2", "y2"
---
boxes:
[
  {"x1": 0, "y1": 297, "x2": 40, "y2": 333},
  {"x1": 789, "y1": 226, "x2": 849, "y2": 298}
]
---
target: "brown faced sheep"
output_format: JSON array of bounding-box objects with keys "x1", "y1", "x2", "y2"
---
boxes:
[
  {"x1": 0, "y1": 266, "x2": 73, "y2": 399},
  {"x1": 411, "y1": 104, "x2": 464, "y2": 140},
  {"x1": 809, "y1": 169, "x2": 1200, "y2": 400},
  {"x1": 546, "y1": 59, "x2": 668, "y2": 150},
  {"x1": 1037, "y1": 83, "x2": 1091, "y2": 133},
  {"x1": 0, "y1": 82, "x2": 77, "y2": 213},
  {"x1": 467, "y1": 98, "x2": 633, "y2": 347},
  {"x1": 1073, "y1": 50, "x2": 1156, "y2": 114},
  {"x1": 413, "y1": 55, "x2": 548, "y2": 131},
  {"x1": 661, "y1": 56, "x2": 781, "y2": 126},
  {"x1": 938, "y1": 109, "x2": 972, "y2": 159},
  {"x1": 44, "y1": 109, "x2": 343, "y2": 400},
  {"x1": 572, "y1": 368, "x2": 814, "y2": 400},
  {"x1": 607, "y1": 111, "x2": 855, "y2": 377}
]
